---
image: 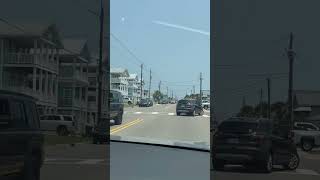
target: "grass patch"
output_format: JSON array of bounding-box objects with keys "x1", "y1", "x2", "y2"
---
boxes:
[{"x1": 44, "y1": 134, "x2": 91, "y2": 146}]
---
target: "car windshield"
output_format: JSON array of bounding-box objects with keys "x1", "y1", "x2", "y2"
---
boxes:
[
  {"x1": 110, "y1": 0, "x2": 210, "y2": 151},
  {"x1": 111, "y1": 91, "x2": 122, "y2": 103}
]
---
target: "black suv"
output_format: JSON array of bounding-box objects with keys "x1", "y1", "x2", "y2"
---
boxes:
[
  {"x1": 212, "y1": 117, "x2": 300, "y2": 173},
  {"x1": 92, "y1": 117, "x2": 109, "y2": 144},
  {"x1": 138, "y1": 99, "x2": 153, "y2": 107},
  {"x1": 110, "y1": 90, "x2": 124, "y2": 125},
  {"x1": 176, "y1": 99, "x2": 203, "y2": 116},
  {"x1": 0, "y1": 90, "x2": 44, "y2": 179}
]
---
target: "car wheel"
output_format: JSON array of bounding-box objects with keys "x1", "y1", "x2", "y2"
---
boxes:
[
  {"x1": 57, "y1": 126, "x2": 68, "y2": 136},
  {"x1": 285, "y1": 152, "x2": 300, "y2": 170},
  {"x1": 301, "y1": 139, "x2": 314, "y2": 152},
  {"x1": 114, "y1": 114, "x2": 123, "y2": 125},
  {"x1": 261, "y1": 153, "x2": 273, "y2": 173},
  {"x1": 191, "y1": 110, "x2": 196, "y2": 116},
  {"x1": 176, "y1": 112, "x2": 180, "y2": 116},
  {"x1": 128, "y1": 101, "x2": 132, "y2": 105},
  {"x1": 213, "y1": 159, "x2": 224, "y2": 171}
]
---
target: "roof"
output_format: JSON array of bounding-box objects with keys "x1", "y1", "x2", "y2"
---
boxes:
[
  {"x1": 60, "y1": 39, "x2": 87, "y2": 55},
  {"x1": 0, "y1": 21, "x2": 50, "y2": 37},
  {"x1": 294, "y1": 90, "x2": 320, "y2": 106},
  {"x1": 294, "y1": 106, "x2": 312, "y2": 112},
  {"x1": 129, "y1": 74, "x2": 138, "y2": 79},
  {"x1": 111, "y1": 68, "x2": 126, "y2": 73},
  {"x1": 0, "y1": 90, "x2": 37, "y2": 101}
]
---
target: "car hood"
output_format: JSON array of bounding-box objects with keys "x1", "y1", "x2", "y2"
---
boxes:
[{"x1": 110, "y1": 135, "x2": 210, "y2": 151}]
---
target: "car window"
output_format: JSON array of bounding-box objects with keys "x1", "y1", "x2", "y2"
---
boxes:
[
  {"x1": 218, "y1": 121, "x2": 258, "y2": 133},
  {"x1": 63, "y1": 116, "x2": 73, "y2": 121},
  {"x1": 297, "y1": 123, "x2": 318, "y2": 131},
  {"x1": 24, "y1": 101, "x2": 39, "y2": 128},
  {"x1": 11, "y1": 100, "x2": 27, "y2": 128},
  {"x1": 54, "y1": 116, "x2": 61, "y2": 121}
]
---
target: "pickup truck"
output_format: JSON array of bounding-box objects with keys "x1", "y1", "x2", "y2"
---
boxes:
[
  {"x1": 292, "y1": 121, "x2": 320, "y2": 151},
  {"x1": 201, "y1": 100, "x2": 210, "y2": 110}
]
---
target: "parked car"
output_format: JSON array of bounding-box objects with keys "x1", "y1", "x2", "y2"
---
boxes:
[
  {"x1": 40, "y1": 114, "x2": 75, "y2": 136},
  {"x1": 92, "y1": 117, "x2": 109, "y2": 144},
  {"x1": 292, "y1": 121, "x2": 320, "y2": 152},
  {"x1": 110, "y1": 90, "x2": 124, "y2": 125},
  {"x1": 212, "y1": 117, "x2": 300, "y2": 173},
  {"x1": 159, "y1": 99, "x2": 169, "y2": 104},
  {"x1": 170, "y1": 100, "x2": 176, "y2": 104},
  {"x1": 176, "y1": 99, "x2": 204, "y2": 116},
  {"x1": 0, "y1": 90, "x2": 44, "y2": 179},
  {"x1": 123, "y1": 97, "x2": 133, "y2": 105},
  {"x1": 202, "y1": 100, "x2": 210, "y2": 110}
]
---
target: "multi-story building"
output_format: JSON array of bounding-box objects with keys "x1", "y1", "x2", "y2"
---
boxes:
[
  {"x1": 0, "y1": 22, "x2": 62, "y2": 115},
  {"x1": 127, "y1": 73, "x2": 139, "y2": 103},
  {"x1": 110, "y1": 67, "x2": 129, "y2": 97},
  {"x1": 87, "y1": 53, "x2": 108, "y2": 127},
  {"x1": 57, "y1": 39, "x2": 90, "y2": 134}
]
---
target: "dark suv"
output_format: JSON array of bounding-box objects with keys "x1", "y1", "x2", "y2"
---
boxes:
[
  {"x1": 110, "y1": 90, "x2": 124, "y2": 125},
  {"x1": 0, "y1": 90, "x2": 44, "y2": 179},
  {"x1": 212, "y1": 117, "x2": 300, "y2": 173},
  {"x1": 139, "y1": 99, "x2": 153, "y2": 107},
  {"x1": 176, "y1": 99, "x2": 203, "y2": 116}
]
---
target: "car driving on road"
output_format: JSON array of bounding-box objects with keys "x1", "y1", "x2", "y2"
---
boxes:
[
  {"x1": 176, "y1": 99, "x2": 204, "y2": 116},
  {"x1": 138, "y1": 99, "x2": 153, "y2": 107},
  {"x1": 0, "y1": 90, "x2": 44, "y2": 180},
  {"x1": 110, "y1": 90, "x2": 124, "y2": 125},
  {"x1": 292, "y1": 121, "x2": 320, "y2": 152},
  {"x1": 212, "y1": 117, "x2": 300, "y2": 173},
  {"x1": 201, "y1": 100, "x2": 210, "y2": 110}
]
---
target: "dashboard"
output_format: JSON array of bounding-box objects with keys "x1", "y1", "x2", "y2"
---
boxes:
[{"x1": 110, "y1": 141, "x2": 210, "y2": 180}]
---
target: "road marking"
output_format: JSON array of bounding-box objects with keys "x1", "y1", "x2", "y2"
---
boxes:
[
  {"x1": 202, "y1": 115, "x2": 210, "y2": 118},
  {"x1": 110, "y1": 119, "x2": 141, "y2": 132},
  {"x1": 152, "y1": 112, "x2": 159, "y2": 114},
  {"x1": 110, "y1": 119, "x2": 143, "y2": 134},
  {"x1": 134, "y1": 112, "x2": 142, "y2": 114},
  {"x1": 277, "y1": 169, "x2": 320, "y2": 176},
  {"x1": 168, "y1": 113, "x2": 175, "y2": 115}
]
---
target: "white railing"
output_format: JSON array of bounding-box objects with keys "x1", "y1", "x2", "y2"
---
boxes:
[{"x1": 4, "y1": 53, "x2": 58, "y2": 72}]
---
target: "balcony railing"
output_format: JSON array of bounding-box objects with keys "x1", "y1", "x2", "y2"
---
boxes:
[{"x1": 4, "y1": 53, "x2": 58, "y2": 72}]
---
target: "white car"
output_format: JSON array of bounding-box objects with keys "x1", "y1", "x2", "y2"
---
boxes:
[
  {"x1": 40, "y1": 114, "x2": 76, "y2": 136},
  {"x1": 201, "y1": 100, "x2": 210, "y2": 110},
  {"x1": 292, "y1": 121, "x2": 320, "y2": 151},
  {"x1": 123, "y1": 97, "x2": 133, "y2": 105}
]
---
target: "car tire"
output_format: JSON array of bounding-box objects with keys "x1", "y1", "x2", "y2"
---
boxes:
[
  {"x1": 261, "y1": 153, "x2": 273, "y2": 173},
  {"x1": 301, "y1": 139, "x2": 314, "y2": 152},
  {"x1": 285, "y1": 152, "x2": 300, "y2": 170},
  {"x1": 213, "y1": 159, "x2": 224, "y2": 171},
  {"x1": 57, "y1": 126, "x2": 68, "y2": 136},
  {"x1": 191, "y1": 110, "x2": 196, "y2": 116},
  {"x1": 176, "y1": 112, "x2": 180, "y2": 116},
  {"x1": 114, "y1": 113, "x2": 123, "y2": 125}
]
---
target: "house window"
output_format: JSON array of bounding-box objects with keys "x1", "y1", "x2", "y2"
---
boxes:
[{"x1": 63, "y1": 88, "x2": 72, "y2": 97}]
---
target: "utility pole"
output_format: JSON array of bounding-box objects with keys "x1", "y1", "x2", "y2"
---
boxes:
[
  {"x1": 140, "y1": 64, "x2": 143, "y2": 100},
  {"x1": 167, "y1": 86, "x2": 169, "y2": 97},
  {"x1": 267, "y1": 78, "x2": 271, "y2": 120},
  {"x1": 159, "y1": 81, "x2": 161, "y2": 93},
  {"x1": 287, "y1": 32, "x2": 295, "y2": 136},
  {"x1": 97, "y1": 0, "x2": 104, "y2": 125},
  {"x1": 193, "y1": 85, "x2": 195, "y2": 94},
  {"x1": 149, "y1": 69, "x2": 151, "y2": 99},
  {"x1": 242, "y1": 96, "x2": 246, "y2": 107},
  {"x1": 171, "y1": 90, "x2": 173, "y2": 99},
  {"x1": 200, "y1": 72, "x2": 203, "y2": 100},
  {"x1": 260, "y1": 88, "x2": 263, "y2": 117}
]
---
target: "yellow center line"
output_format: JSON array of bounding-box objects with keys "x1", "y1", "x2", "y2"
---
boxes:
[
  {"x1": 110, "y1": 119, "x2": 143, "y2": 134},
  {"x1": 110, "y1": 119, "x2": 141, "y2": 132}
]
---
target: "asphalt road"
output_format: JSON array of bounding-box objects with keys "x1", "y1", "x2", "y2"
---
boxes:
[
  {"x1": 111, "y1": 103, "x2": 210, "y2": 145},
  {"x1": 211, "y1": 149, "x2": 320, "y2": 180}
]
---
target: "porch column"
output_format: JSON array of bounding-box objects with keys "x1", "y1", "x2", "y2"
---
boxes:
[
  {"x1": 55, "y1": 74, "x2": 58, "y2": 102},
  {"x1": 39, "y1": 69, "x2": 43, "y2": 94},
  {"x1": 0, "y1": 39, "x2": 3, "y2": 88},
  {"x1": 33, "y1": 67, "x2": 37, "y2": 91},
  {"x1": 40, "y1": 41, "x2": 44, "y2": 65},
  {"x1": 45, "y1": 71, "x2": 48, "y2": 96},
  {"x1": 51, "y1": 73, "x2": 54, "y2": 96}
]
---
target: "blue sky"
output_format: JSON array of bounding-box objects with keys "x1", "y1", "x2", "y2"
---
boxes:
[{"x1": 111, "y1": 0, "x2": 210, "y2": 98}]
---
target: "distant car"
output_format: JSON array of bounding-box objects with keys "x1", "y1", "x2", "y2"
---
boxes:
[
  {"x1": 0, "y1": 90, "x2": 44, "y2": 179},
  {"x1": 92, "y1": 117, "x2": 109, "y2": 144},
  {"x1": 201, "y1": 100, "x2": 210, "y2": 110},
  {"x1": 139, "y1": 99, "x2": 153, "y2": 107},
  {"x1": 170, "y1": 100, "x2": 176, "y2": 104},
  {"x1": 123, "y1": 97, "x2": 133, "y2": 105},
  {"x1": 176, "y1": 99, "x2": 203, "y2": 116},
  {"x1": 212, "y1": 117, "x2": 300, "y2": 173},
  {"x1": 110, "y1": 90, "x2": 124, "y2": 125},
  {"x1": 292, "y1": 121, "x2": 320, "y2": 152},
  {"x1": 159, "y1": 99, "x2": 169, "y2": 104},
  {"x1": 40, "y1": 114, "x2": 75, "y2": 136}
]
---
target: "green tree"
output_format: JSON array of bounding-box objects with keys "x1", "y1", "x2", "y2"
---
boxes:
[{"x1": 153, "y1": 90, "x2": 163, "y2": 103}]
